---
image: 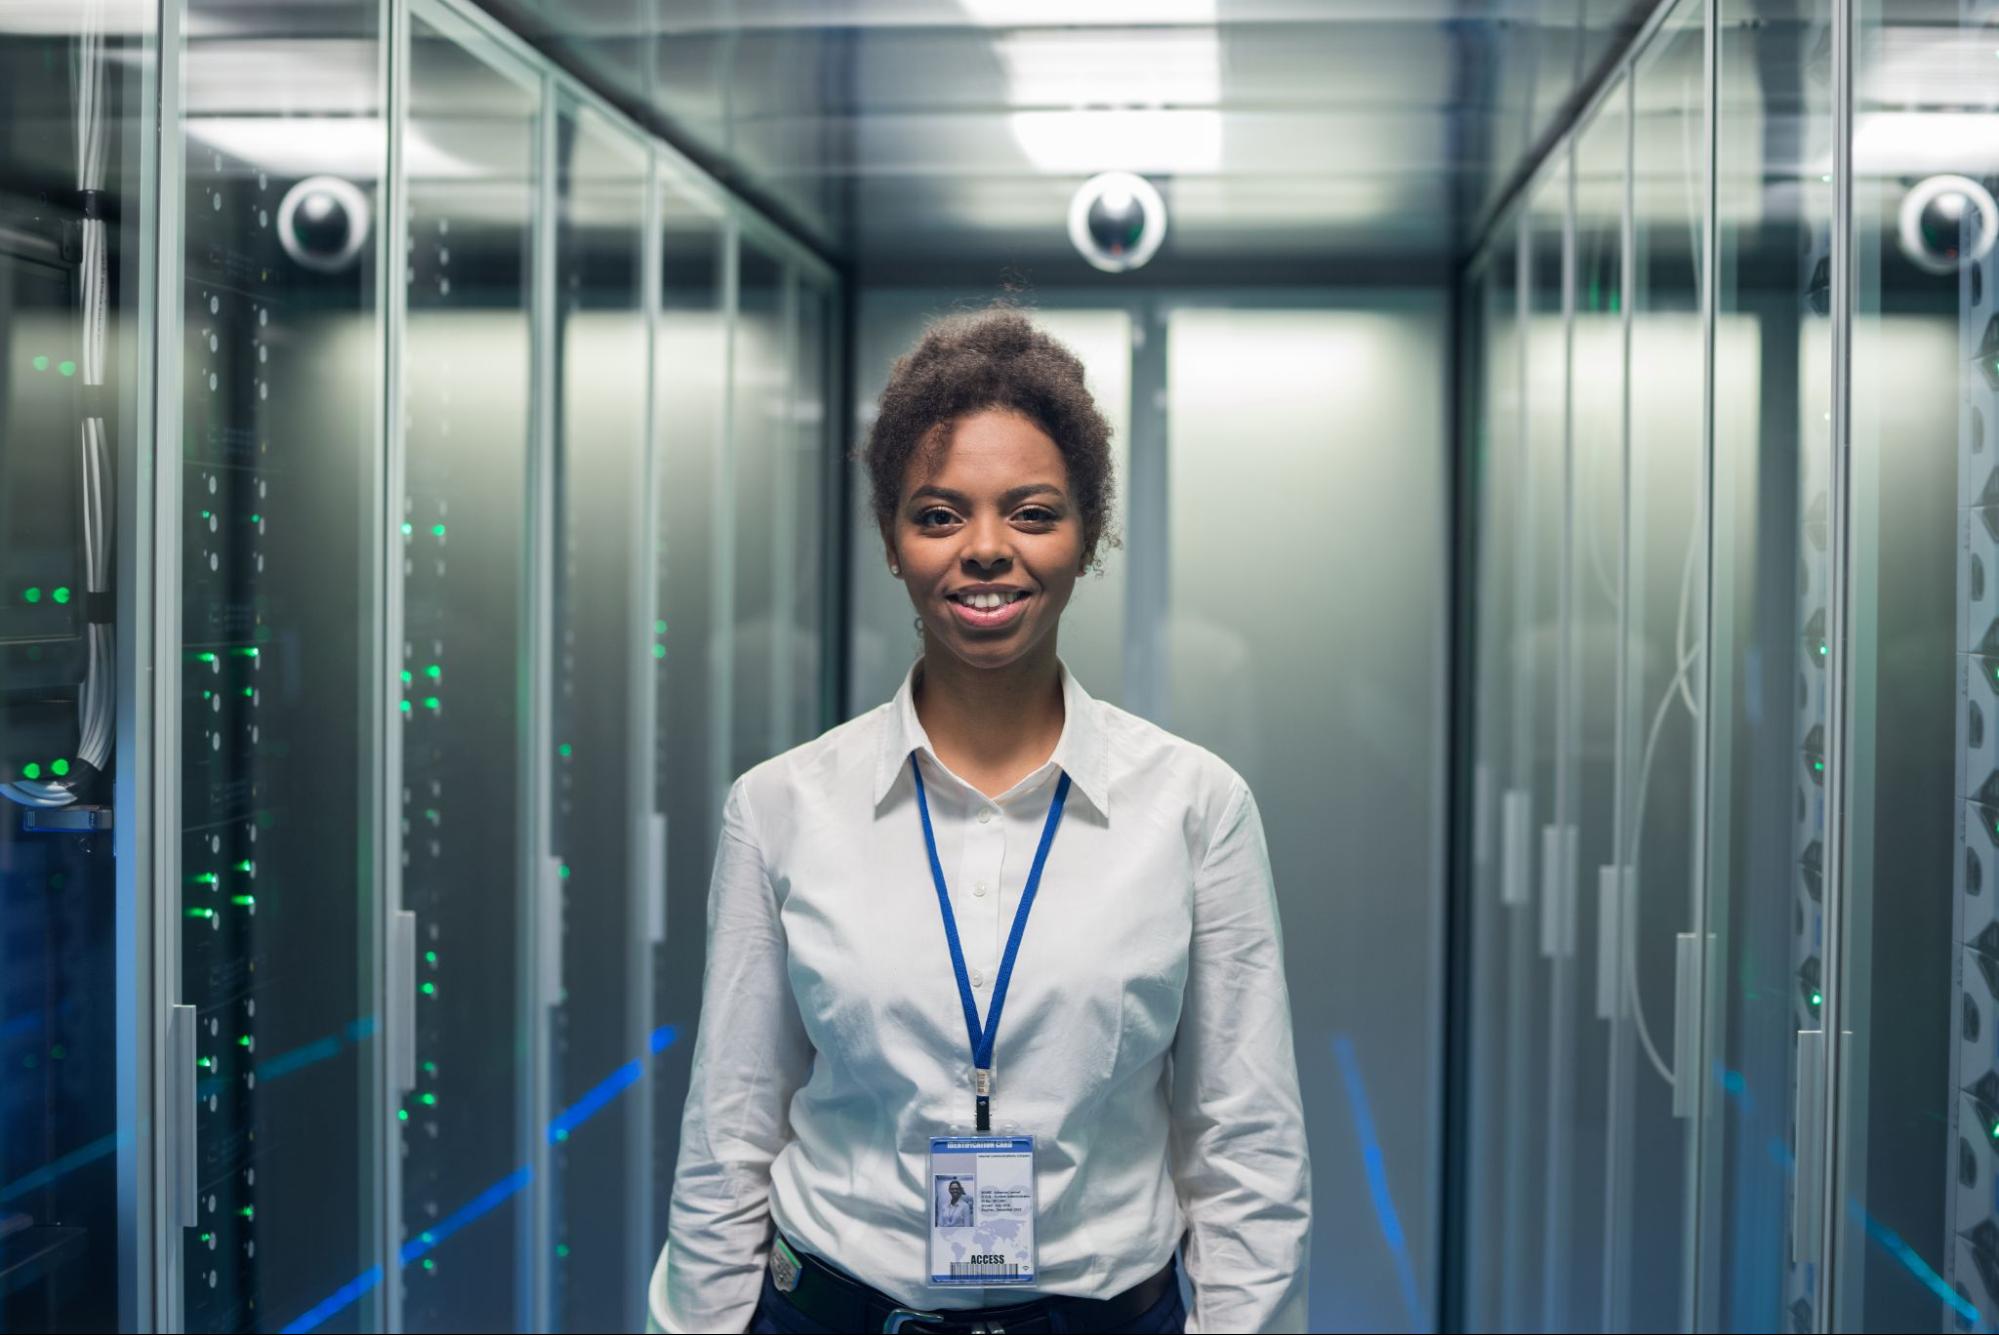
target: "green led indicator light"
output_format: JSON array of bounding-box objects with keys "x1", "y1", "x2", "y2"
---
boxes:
[
  {"x1": 422, "y1": 1060, "x2": 437, "y2": 1075},
  {"x1": 558, "y1": 862, "x2": 571, "y2": 880},
  {"x1": 422, "y1": 1258, "x2": 436, "y2": 1272},
  {"x1": 195, "y1": 652, "x2": 217, "y2": 663},
  {"x1": 50, "y1": 758, "x2": 69, "y2": 776},
  {"x1": 58, "y1": 360, "x2": 75, "y2": 377},
  {"x1": 431, "y1": 524, "x2": 446, "y2": 538},
  {"x1": 51, "y1": 586, "x2": 69, "y2": 605},
  {"x1": 235, "y1": 859, "x2": 254, "y2": 873},
  {"x1": 423, "y1": 696, "x2": 440, "y2": 710},
  {"x1": 242, "y1": 686, "x2": 255, "y2": 698},
  {"x1": 197, "y1": 1057, "x2": 214, "y2": 1071},
  {"x1": 426, "y1": 664, "x2": 442, "y2": 680},
  {"x1": 21, "y1": 762, "x2": 40, "y2": 780},
  {"x1": 1810, "y1": 991, "x2": 1823, "y2": 1007},
  {"x1": 401, "y1": 522, "x2": 413, "y2": 536},
  {"x1": 186, "y1": 907, "x2": 214, "y2": 920},
  {"x1": 424, "y1": 950, "x2": 437, "y2": 965},
  {"x1": 32, "y1": 355, "x2": 48, "y2": 371},
  {"x1": 1817, "y1": 643, "x2": 1828, "y2": 657},
  {"x1": 654, "y1": 619, "x2": 667, "y2": 635},
  {"x1": 1812, "y1": 760, "x2": 1824, "y2": 773},
  {"x1": 558, "y1": 743, "x2": 572, "y2": 759},
  {"x1": 398, "y1": 1108, "x2": 409, "y2": 1121},
  {"x1": 400, "y1": 699, "x2": 412, "y2": 714},
  {"x1": 23, "y1": 587, "x2": 40, "y2": 604},
  {"x1": 191, "y1": 873, "x2": 219, "y2": 886},
  {"x1": 249, "y1": 513, "x2": 262, "y2": 524},
  {"x1": 236, "y1": 1035, "x2": 252, "y2": 1047},
  {"x1": 240, "y1": 1205, "x2": 254, "y2": 1219},
  {"x1": 419, "y1": 1092, "x2": 437, "y2": 1106},
  {"x1": 231, "y1": 895, "x2": 255, "y2": 907},
  {"x1": 401, "y1": 669, "x2": 413, "y2": 684},
  {"x1": 420, "y1": 981, "x2": 436, "y2": 996},
  {"x1": 652, "y1": 643, "x2": 666, "y2": 659},
  {"x1": 233, "y1": 646, "x2": 259, "y2": 658},
  {"x1": 556, "y1": 1242, "x2": 570, "y2": 1254}
]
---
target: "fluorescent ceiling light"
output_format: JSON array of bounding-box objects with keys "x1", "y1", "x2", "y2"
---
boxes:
[
  {"x1": 957, "y1": 0, "x2": 1219, "y2": 26},
  {"x1": 1851, "y1": 112, "x2": 1999, "y2": 177},
  {"x1": 189, "y1": 117, "x2": 480, "y2": 180},
  {"x1": 1010, "y1": 109, "x2": 1222, "y2": 174},
  {"x1": 992, "y1": 30, "x2": 1222, "y2": 107}
]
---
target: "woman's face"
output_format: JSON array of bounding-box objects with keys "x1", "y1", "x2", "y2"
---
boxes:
[{"x1": 886, "y1": 409, "x2": 1084, "y2": 674}]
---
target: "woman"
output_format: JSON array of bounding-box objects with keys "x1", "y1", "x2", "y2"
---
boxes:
[{"x1": 651, "y1": 305, "x2": 1310, "y2": 1334}]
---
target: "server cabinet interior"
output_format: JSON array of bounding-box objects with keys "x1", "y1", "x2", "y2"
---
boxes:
[{"x1": 0, "y1": 1, "x2": 841, "y2": 1330}]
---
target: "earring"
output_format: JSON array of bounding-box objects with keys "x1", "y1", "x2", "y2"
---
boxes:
[{"x1": 891, "y1": 563, "x2": 901, "y2": 576}]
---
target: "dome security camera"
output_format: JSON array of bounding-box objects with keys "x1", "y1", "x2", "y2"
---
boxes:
[
  {"x1": 1898, "y1": 174, "x2": 1998, "y2": 276},
  {"x1": 277, "y1": 175, "x2": 371, "y2": 274},
  {"x1": 1068, "y1": 172, "x2": 1167, "y2": 274}
]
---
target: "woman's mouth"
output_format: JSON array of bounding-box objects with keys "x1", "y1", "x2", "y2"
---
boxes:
[{"x1": 945, "y1": 588, "x2": 1032, "y2": 629}]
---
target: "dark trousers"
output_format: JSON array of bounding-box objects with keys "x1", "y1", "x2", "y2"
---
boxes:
[{"x1": 745, "y1": 1269, "x2": 1189, "y2": 1334}]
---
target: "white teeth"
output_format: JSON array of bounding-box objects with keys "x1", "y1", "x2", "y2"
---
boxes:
[{"x1": 956, "y1": 591, "x2": 1024, "y2": 611}]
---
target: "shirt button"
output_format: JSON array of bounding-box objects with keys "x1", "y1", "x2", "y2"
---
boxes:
[
  {"x1": 977, "y1": 806, "x2": 996, "y2": 824},
  {"x1": 970, "y1": 967, "x2": 986, "y2": 987},
  {"x1": 973, "y1": 881, "x2": 989, "y2": 898}
]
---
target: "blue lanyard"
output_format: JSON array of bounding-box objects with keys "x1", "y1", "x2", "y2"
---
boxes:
[{"x1": 910, "y1": 755, "x2": 1071, "y2": 1132}]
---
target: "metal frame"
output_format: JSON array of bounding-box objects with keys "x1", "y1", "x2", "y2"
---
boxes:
[{"x1": 148, "y1": 0, "x2": 187, "y2": 1323}]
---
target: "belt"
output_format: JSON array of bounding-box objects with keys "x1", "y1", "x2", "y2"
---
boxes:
[{"x1": 762, "y1": 1236, "x2": 1179, "y2": 1334}]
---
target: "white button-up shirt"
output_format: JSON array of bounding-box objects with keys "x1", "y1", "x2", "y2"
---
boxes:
[{"x1": 653, "y1": 660, "x2": 1310, "y2": 1333}]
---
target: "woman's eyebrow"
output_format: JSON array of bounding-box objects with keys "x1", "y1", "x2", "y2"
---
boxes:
[{"x1": 908, "y1": 483, "x2": 1065, "y2": 508}]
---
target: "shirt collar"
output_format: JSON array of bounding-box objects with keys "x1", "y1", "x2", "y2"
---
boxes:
[{"x1": 871, "y1": 657, "x2": 1110, "y2": 819}]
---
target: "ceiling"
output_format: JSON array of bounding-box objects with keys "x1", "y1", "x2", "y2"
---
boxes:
[{"x1": 474, "y1": 0, "x2": 1652, "y2": 284}]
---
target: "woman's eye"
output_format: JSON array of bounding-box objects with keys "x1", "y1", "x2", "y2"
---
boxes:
[
  {"x1": 1015, "y1": 507, "x2": 1058, "y2": 524},
  {"x1": 916, "y1": 508, "x2": 959, "y2": 528}
]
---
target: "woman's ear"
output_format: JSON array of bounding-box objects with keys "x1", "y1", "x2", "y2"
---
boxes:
[{"x1": 882, "y1": 526, "x2": 901, "y2": 578}]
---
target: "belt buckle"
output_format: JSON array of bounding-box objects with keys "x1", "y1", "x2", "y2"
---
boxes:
[{"x1": 881, "y1": 1307, "x2": 949, "y2": 1333}]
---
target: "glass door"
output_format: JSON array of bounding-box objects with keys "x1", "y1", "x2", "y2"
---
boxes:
[
  {"x1": 0, "y1": 5, "x2": 152, "y2": 1330},
  {"x1": 173, "y1": 3, "x2": 385, "y2": 1329},
  {"x1": 395, "y1": 9, "x2": 541, "y2": 1329}
]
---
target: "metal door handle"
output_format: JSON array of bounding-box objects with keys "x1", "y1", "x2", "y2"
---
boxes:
[
  {"x1": 169, "y1": 1003, "x2": 198, "y2": 1228},
  {"x1": 393, "y1": 909, "x2": 417, "y2": 1096}
]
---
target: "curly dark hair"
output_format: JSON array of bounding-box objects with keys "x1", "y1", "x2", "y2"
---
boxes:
[{"x1": 863, "y1": 303, "x2": 1118, "y2": 572}]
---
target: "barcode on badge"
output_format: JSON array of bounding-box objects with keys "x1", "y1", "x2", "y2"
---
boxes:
[{"x1": 948, "y1": 1261, "x2": 1024, "y2": 1279}]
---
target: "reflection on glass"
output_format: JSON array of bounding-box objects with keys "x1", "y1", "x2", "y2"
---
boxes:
[
  {"x1": 549, "y1": 97, "x2": 650, "y2": 1335},
  {"x1": 1613, "y1": 7, "x2": 1707, "y2": 1327},
  {"x1": 1696, "y1": 2, "x2": 1831, "y2": 1329},
  {"x1": 651, "y1": 161, "x2": 729, "y2": 1288},
  {"x1": 1165, "y1": 301, "x2": 1447, "y2": 1330},
  {"x1": 178, "y1": 3, "x2": 383, "y2": 1328},
  {"x1": 1465, "y1": 218, "x2": 1524, "y2": 1332},
  {"x1": 1838, "y1": 0, "x2": 1999, "y2": 1327},
  {"x1": 729, "y1": 239, "x2": 789, "y2": 775},
  {"x1": 1562, "y1": 86, "x2": 1626, "y2": 1332},
  {"x1": 398, "y1": 14, "x2": 539, "y2": 1331},
  {"x1": 0, "y1": 6, "x2": 148, "y2": 1331}
]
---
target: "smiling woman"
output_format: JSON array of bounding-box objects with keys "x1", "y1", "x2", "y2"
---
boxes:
[{"x1": 653, "y1": 304, "x2": 1312, "y2": 1335}]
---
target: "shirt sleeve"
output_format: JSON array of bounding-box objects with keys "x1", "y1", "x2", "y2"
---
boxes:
[
  {"x1": 650, "y1": 777, "x2": 815, "y2": 1334},
  {"x1": 1167, "y1": 779, "x2": 1312, "y2": 1334}
]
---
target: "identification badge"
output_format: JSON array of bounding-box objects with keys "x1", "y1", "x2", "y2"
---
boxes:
[{"x1": 926, "y1": 1133, "x2": 1037, "y2": 1286}]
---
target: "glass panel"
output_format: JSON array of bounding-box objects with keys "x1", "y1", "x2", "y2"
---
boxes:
[
  {"x1": 1696, "y1": 1, "x2": 1831, "y2": 1328},
  {"x1": 1163, "y1": 295, "x2": 1448, "y2": 1330},
  {"x1": 177, "y1": 5, "x2": 384, "y2": 1329},
  {"x1": 792, "y1": 277, "x2": 832, "y2": 733},
  {"x1": 1837, "y1": 0, "x2": 1999, "y2": 1327},
  {"x1": 397, "y1": 15, "x2": 539, "y2": 1330},
  {"x1": 549, "y1": 99, "x2": 650, "y2": 1335},
  {"x1": 1612, "y1": 6, "x2": 1706, "y2": 1327},
  {"x1": 1560, "y1": 88, "x2": 1626, "y2": 1333},
  {"x1": 1464, "y1": 217, "x2": 1524, "y2": 1333},
  {"x1": 729, "y1": 238, "x2": 786, "y2": 776},
  {"x1": 0, "y1": 5, "x2": 150, "y2": 1330},
  {"x1": 650, "y1": 162, "x2": 728, "y2": 1289}
]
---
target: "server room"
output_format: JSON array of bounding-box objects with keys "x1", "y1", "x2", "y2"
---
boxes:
[{"x1": 1, "y1": 0, "x2": 1996, "y2": 1332}]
